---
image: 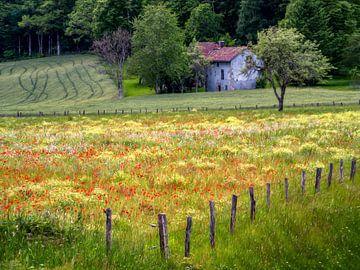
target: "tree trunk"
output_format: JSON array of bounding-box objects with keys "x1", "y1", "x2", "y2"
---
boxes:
[
  {"x1": 40, "y1": 32, "x2": 43, "y2": 55},
  {"x1": 57, "y1": 32, "x2": 60, "y2": 56},
  {"x1": 118, "y1": 62, "x2": 124, "y2": 98},
  {"x1": 278, "y1": 97, "x2": 284, "y2": 111},
  {"x1": 28, "y1": 33, "x2": 32, "y2": 57},
  {"x1": 278, "y1": 85, "x2": 286, "y2": 112},
  {"x1": 155, "y1": 81, "x2": 159, "y2": 94},
  {"x1": 48, "y1": 34, "x2": 51, "y2": 56},
  {"x1": 195, "y1": 73, "x2": 199, "y2": 93},
  {"x1": 38, "y1": 34, "x2": 41, "y2": 54},
  {"x1": 18, "y1": 36, "x2": 21, "y2": 56}
]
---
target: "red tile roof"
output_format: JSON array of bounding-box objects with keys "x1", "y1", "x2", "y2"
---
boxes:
[{"x1": 198, "y1": 42, "x2": 246, "y2": 62}]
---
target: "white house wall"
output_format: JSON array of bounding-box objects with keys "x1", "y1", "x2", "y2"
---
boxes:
[{"x1": 206, "y1": 50, "x2": 259, "y2": 92}]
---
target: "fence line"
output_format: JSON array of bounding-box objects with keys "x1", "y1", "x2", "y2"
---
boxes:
[
  {"x1": 1, "y1": 100, "x2": 360, "y2": 118},
  {"x1": 103, "y1": 158, "x2": 357, "y2": 259}
]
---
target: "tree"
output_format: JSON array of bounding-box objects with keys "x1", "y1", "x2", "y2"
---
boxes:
[
  {"x1": 247, "y1": 27, "x2": 332, "y2": 111},
  {"x1": 282, "y1": 0, "x2": 359, "y2": 69},
  {"x1": 237, "y1": 0, "x2": 289, "y2": 44},
  {"x1": 188, "y1": 40, "x2": 210, "y2": 92},
  {"x1": 92, "y1": 0, "x2": 141, "y2": 37},
  {"x1": 129, "y1": 4, "x2": 187, "y2": 94},
  {"x1": 92, "y1": 28, "x2": 131, "y2": 98},
  {"x1": 185, "y1": 3, "x2": 222, "y2": 43},
  {"x1": 65, "y1": 0, "x2": 97, "y2": 49}
]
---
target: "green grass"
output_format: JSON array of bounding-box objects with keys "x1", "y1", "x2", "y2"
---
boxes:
[
  {"x1": 0, "y1": 54, "x2": 359, "y2": 114},
  {"x1": 1, "y1": 167, "x2": 360, "y2": 269},
  {"x1": 0, "y1": 106, "x2": 360, "y2": 269}
]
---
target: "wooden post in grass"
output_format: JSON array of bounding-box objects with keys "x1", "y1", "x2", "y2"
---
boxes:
[
  {"x1": 185, "y1": 216, "x2": 192, "y2": 257},
  {"x1": 340, "y1": 159, "x2": 344, "y2": 183},
  {"x1": 284, "y1": 178, "x2": 289, "y2": 202},
  {"x1": 105, "y1": 208, "x2": 112, "y2": 254},
  {"x1": 209, "y1": 201, "x2": 215, "y2": 248},
  {"x1": 350, "y1": 158, "x2": 356, "y2": 182},
  {"x1": 115, "y1": 109, "x2": 117, "y2": 114},
  {"x1": 249, "y1": 187, "x2": 256, "y2": 222},
  {"x1": 158, "y1": 213, "x2": 169, "y2": 259},
  {"x1": 315, "y1": 168, "x2": 322, "y2": 193},
  {"x1": 301, "y1": 170, "x2": 306, "y2": 194},
  {"x1": 266, "y1": 183, "x2": 271, "y2": 208},
  {"x1": 328, "y1": 163, "x2": 333, "y2": 188},
  {"x1": 230, "y1": 195, "x2": 237, "y2": 234}
]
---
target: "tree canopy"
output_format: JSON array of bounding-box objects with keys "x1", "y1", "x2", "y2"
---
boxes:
[
  {"x1": 248, "y1": 27, "x2": 332, "y2": 111},
  {"x1": 129, "y1": 4, "x2": 188, "y2": 94}
]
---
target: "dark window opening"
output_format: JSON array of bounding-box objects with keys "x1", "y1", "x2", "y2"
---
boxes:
[
  {"x1": 221, "y1": 69, "x2": 224, "y2": 80},
  {"x1": 218, "y1": 85, "x2": 221, "y2": 92},
  {"x1": 225, "y1": 85, "x2": 228, "y2": 90},
  {"x1": 216, "y1": 63, "x2": 219, "y2": 67}
]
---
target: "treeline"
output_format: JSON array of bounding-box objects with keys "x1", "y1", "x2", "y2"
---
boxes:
[{"x1": 0, "y1": 0, "x2": 359, "y2": 73}]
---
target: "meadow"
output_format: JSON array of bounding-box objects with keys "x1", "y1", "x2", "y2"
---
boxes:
[
  {"x1": 0, "y1": 55, "x2": 359, "y2": 115},
  {"x1": 1, "y1": 106, "x2": 360, "y2": 269}
]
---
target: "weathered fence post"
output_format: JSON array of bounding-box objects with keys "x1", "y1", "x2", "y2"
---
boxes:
[
  {"x1": 340, "y1": 159, "x2": 344, "y2": 183},
  {"x1": 185, "y1": 216, "x2": 192, "y2": 257},
  {"x1": 284, "y1": 178, "x2": 289, "y2": 202},
  {"x1": 301, "y1": 170, "x2": 306, "y2": 194},
  {"x1": 115, "y1": 109, "x2": 117, "y2": 114},
  {"x1": 209, "y1": 201, "x2": 215, "y2": 248},
  {"x1": 158, "y1": 213, "x2": 169, "y2": 259},
  {"x1": 249, "y1": 187, "x2": 256, "y2": 222},
  {"x1": 230, "y1": 195, "x2": 237, "y2": 234},
  {"x1": 328, "y1": 163, "x2": 333, "y2": 188},
  {"x1": 266, "y1": 183, "x2": 271, "y2": 208},
  {"x1": 315, "y1": 168, "x2": 322, "y2": 193},
  {"x1": 105, "y1": 208, "x2": 112, "y2": 254},
  {"x1": 350, "y1": 158, "x2": 356, "y2": 182}
]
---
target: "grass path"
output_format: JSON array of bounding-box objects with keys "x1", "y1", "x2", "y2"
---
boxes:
[{"x1": 0, "y1": 54, "x2": 359, "y2": 114}]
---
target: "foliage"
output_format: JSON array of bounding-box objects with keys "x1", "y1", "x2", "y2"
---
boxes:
[
  {"x1": 248, "y1": 27, "x2": 332, "y2": 111},
  {"x1": 237, "y1": 0, "x2": 289, "y2": 44},
  {"x1": 92, "y1": 27, "x2": 131, "y2": 98},
  {"x1": 187, "y1": 40, "x2": 210, "y2": 92},
  {"x1": 282, "y1": 0, "x2": 359, "y2": 70},
  {"x1": 185, "y1": 3, "x2": 223, "y2": 43},
  {"x1": 130, "y1": 4, "x2": 188, "y2": 93},
  {"x1": 65, "y1": 0, "x2": 96, "y2": 46}
]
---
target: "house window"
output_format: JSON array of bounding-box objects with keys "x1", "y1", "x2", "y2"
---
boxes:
[
  {"x1": 225, "y1": 85, "x2": 228, "y2": 90},
  {"x1": 221, "y1": 69, "x2": 224, "y2": 80},
  {"x1": 216, "y1": 63, "x2": 219, "y2": 67}
]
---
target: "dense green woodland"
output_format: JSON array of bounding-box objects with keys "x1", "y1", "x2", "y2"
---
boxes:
[{"x1": 0, "y1": 0, "x2": 359, "y2": 74}]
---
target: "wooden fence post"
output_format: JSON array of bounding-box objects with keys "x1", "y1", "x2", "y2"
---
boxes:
[
  {"x1": 266, "y1": 183, "x2": 271, "y2": 208},
  {"x1": 105, "y1": 208, "x2": 112, "y2": 254},
  {"x1": 209, "y1": 201, "x2": 215, "y2": 248},
  {"x1": 350, "y1": 158, "x2": 356, "y2": 182},
  {"x1": 230, "y1": 195, "x2": 237, "y2": 234},
  {"x1": 185, "y1": 216, "x2": 192, "y2": 257},
  {"x1": 340, "y1": 159, "x2": 344, "y2": 183},
  {"x1": 158, "y1": 213, "x2": 169, "y2": 259},
  {"x1": 328, "y1": 163, "x2": 333, "y2": 188},
  {"x1": 284, "y1": 178, "x2": 289, "y2": 202},
  {"x1": 301, "y1": 170, "x2": 306, "y2": 194},
  {"x1": 249, "y1": 187, "x2": 256, "y2": 221},
  {"x1": 315, "y1": 168, "x2": 322, "y2": 193}
]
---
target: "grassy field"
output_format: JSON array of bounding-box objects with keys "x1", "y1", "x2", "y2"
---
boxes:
[
  {"x1": 0, "y1": 55, "x2": 359, "y2": 114},
  {"x1": 1, "y1": 106, "x2": 359, "y2": 269}
]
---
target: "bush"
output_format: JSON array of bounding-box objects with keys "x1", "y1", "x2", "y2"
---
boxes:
[
  {"x1": 256, "y1": 73, "x2": 267, "y2": 88},
  {"x1": 2, "y1": 49, "x2": 16, "y2": 59}
]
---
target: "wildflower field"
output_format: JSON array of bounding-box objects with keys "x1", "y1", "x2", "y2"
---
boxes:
[{"x1": 1, "y1": 106, "x2": 360, "y2": 269}]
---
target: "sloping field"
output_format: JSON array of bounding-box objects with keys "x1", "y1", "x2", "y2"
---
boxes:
[{"x1": 0, "y1": 55, "x2": 359, "y2": 114}]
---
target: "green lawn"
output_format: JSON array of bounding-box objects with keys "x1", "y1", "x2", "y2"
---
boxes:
[{"x1": 0, "y1": 54, "x2": 359, "y2": 114}]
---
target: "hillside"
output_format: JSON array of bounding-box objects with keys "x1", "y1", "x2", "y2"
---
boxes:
[{"x1": 0, "y1": 55, "x2": 359, "y2": 115}]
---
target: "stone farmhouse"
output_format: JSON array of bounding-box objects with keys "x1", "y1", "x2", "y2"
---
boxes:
[{"x1": 198, "y1": 42, "x2": 259, "y2": 91}]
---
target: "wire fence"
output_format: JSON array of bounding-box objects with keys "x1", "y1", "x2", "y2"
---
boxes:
[{"x1": 1, "y1": 100, "x2": 360, "y2": 118}]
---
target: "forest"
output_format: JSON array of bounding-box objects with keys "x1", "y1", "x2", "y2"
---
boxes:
[{"x1": 0, "y1": 0, "x2": 359, "y2": 75}]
